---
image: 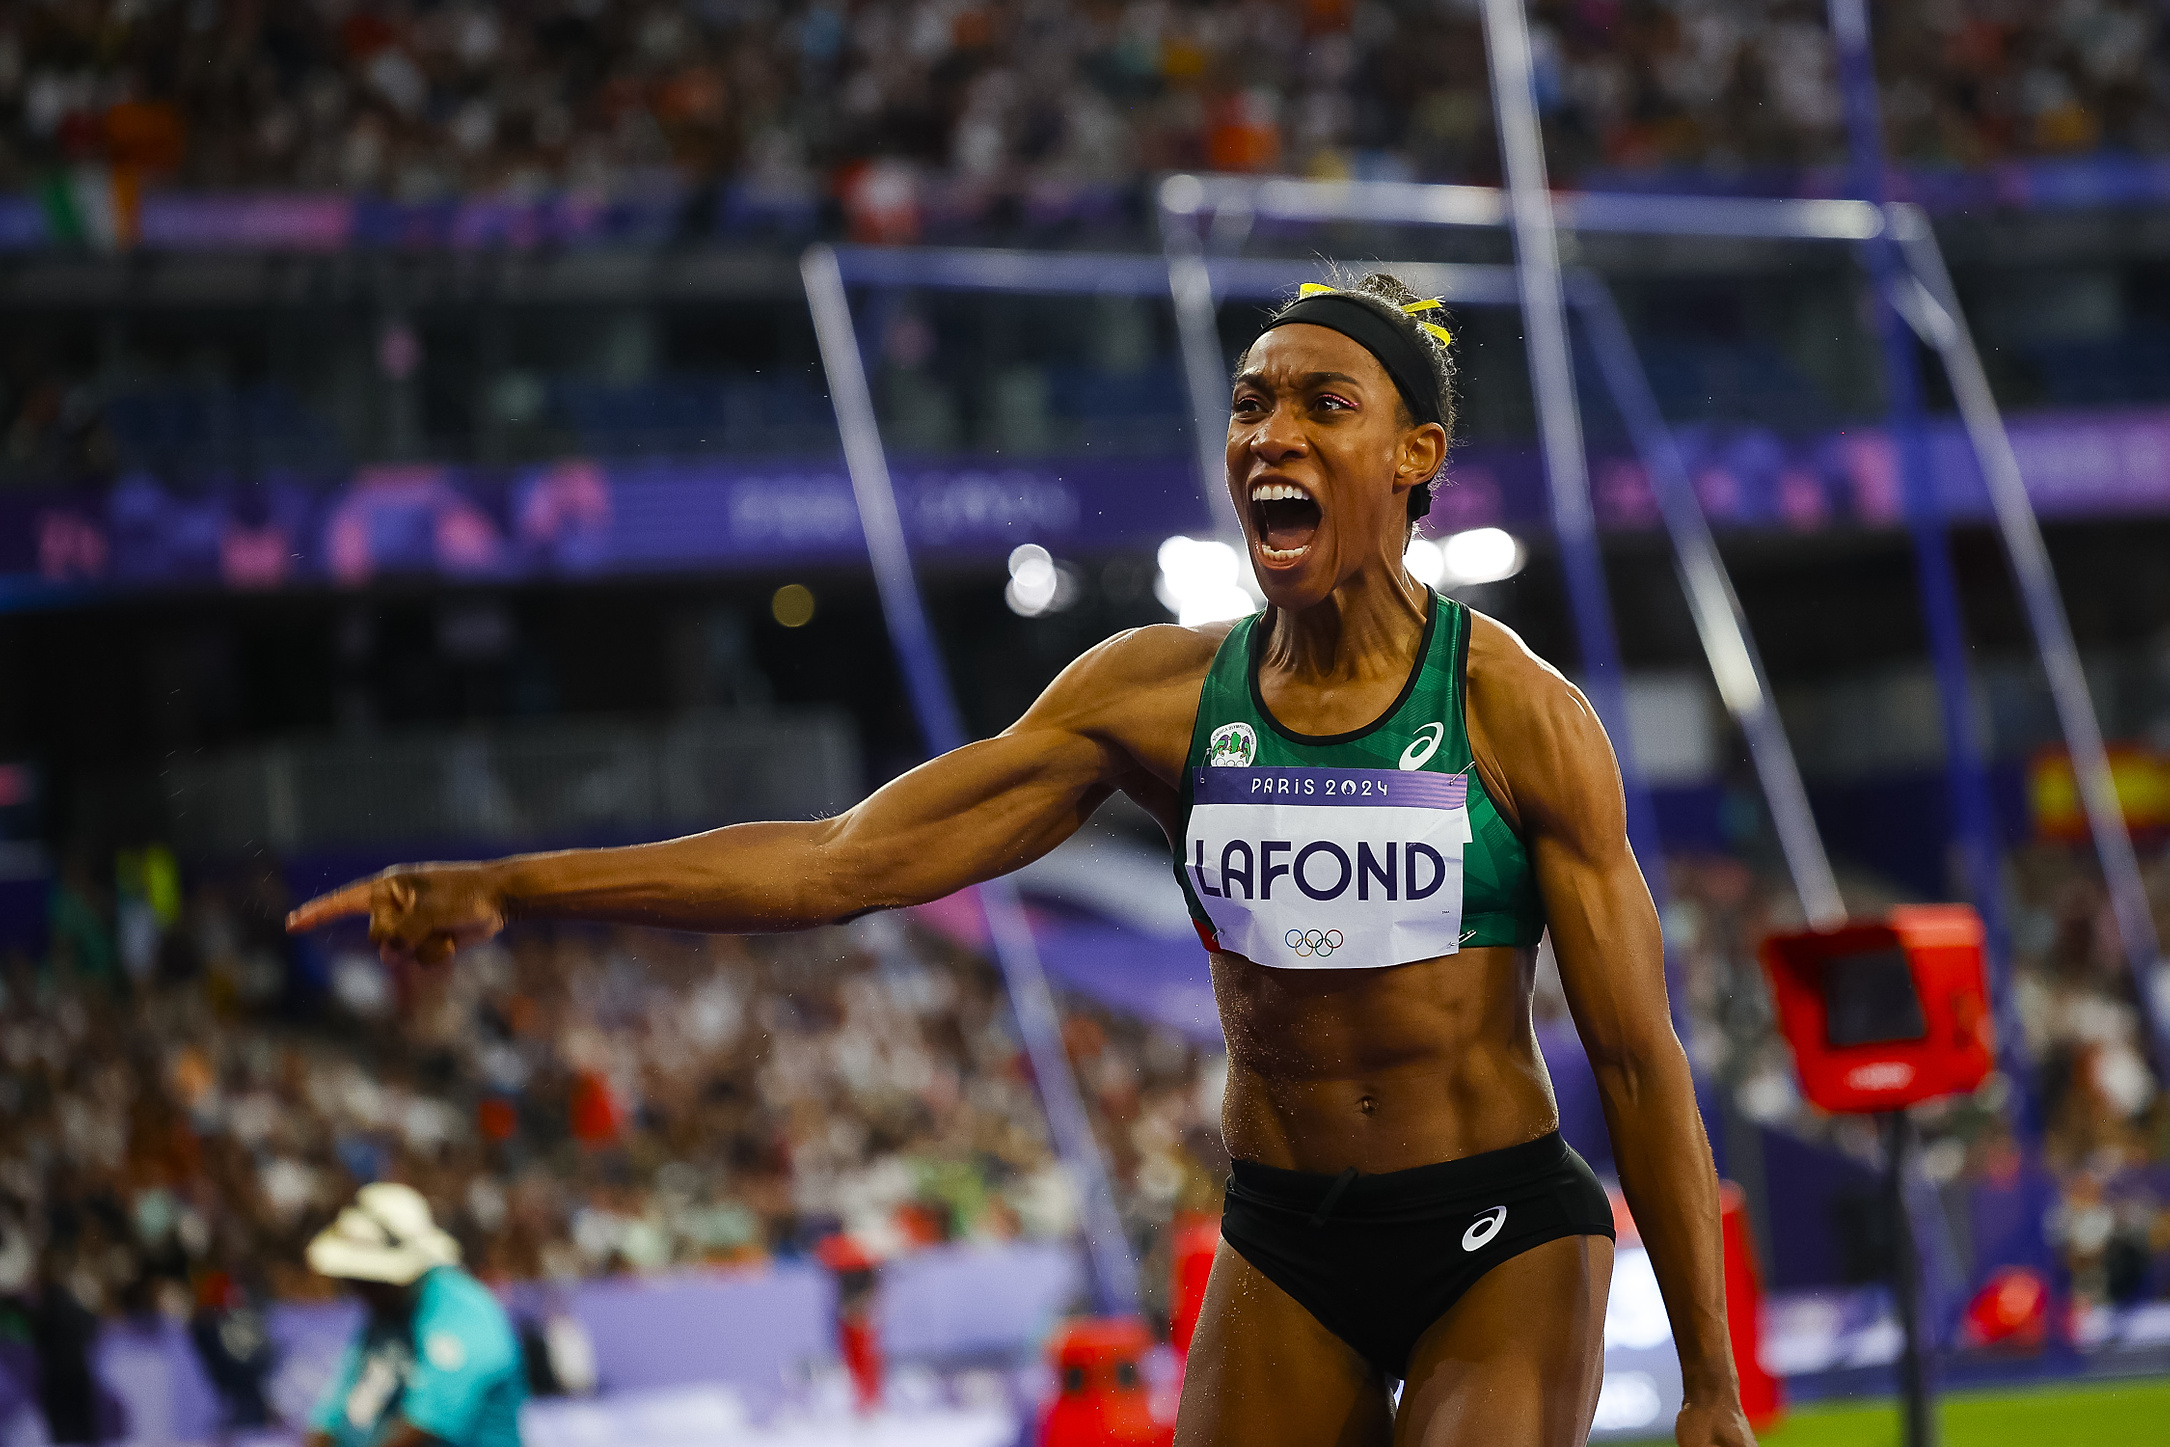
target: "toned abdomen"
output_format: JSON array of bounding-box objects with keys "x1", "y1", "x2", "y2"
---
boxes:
[{"x1": 1209, "y1": 945, "x2": 1561, "y2": 1174}]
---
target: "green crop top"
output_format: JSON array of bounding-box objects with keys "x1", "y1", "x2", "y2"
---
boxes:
[{"x1": 1171, "y1": 591, "x2": 1545, "y2": 969}]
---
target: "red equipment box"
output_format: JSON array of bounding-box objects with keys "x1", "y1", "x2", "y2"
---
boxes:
[
  {"x1": 1758, "y1": 905, "x2": 1995, "y2": 1115},
  {"x1": 1037, "y1": 1318, "x2": 1173, "y2": 1447}
]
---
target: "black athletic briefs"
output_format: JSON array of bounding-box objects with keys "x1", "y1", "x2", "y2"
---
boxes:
[{"x1": 1218, "y1": 1130, "x2": 1617, "y2": 1379}]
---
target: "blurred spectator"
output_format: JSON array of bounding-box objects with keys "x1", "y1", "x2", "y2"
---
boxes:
[
  {"x1": 516, "y1": 1295, "x2": 597, "y2": 1399},
  {"x1": 1649, "y1": 832, "x2": 2170, "y2": 1315},
  {"x1": 29, "y1": 1256, "x2": 102, "y2": 1445},
  {"x1": 189, "y1": 1271, "x2": 277, "y2": 1433},
  {"x1": 301, "y1": 1183, "x2": 525, "y2": 1447},
  {"x1": 45, "y1": 861, "x2": 116, "y2": 989},
  {"x1": 0, "y1": 828, "x2": 2163, "y2": 1380},
  {"x1": 4, "y1": 2, "x2": 2170, "y2": 214},
  {"x1": 0, "y1": 857, "x2": 1226, "y2": 1328}
]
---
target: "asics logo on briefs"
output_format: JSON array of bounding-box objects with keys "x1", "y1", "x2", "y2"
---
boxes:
[
  {"x1": 1462, "y1": 1205, "x2": 1507, "y2": 1252},
  {"x1": 1285, "y1": 929, "x2": 1344, "y2": 958},
  {"x1": 1399, "y1": 722, "x2": 1446, "y2": 771}
]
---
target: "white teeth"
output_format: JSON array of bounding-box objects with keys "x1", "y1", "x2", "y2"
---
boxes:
[
  {"x1": 1249, "y1": 483, "x2": 1313, "y2": 503},
  {"x1": 1259, "y1": 543, "x2": 1310, "y2": 561}
]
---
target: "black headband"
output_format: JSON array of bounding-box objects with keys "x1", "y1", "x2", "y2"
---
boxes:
[{"x1": 1259, "y1": 293, "x2": 1443, "y2": 427}]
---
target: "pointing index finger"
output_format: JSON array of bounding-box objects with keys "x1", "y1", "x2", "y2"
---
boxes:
[{"x1": 286, "y1": 881, "x2": 378, "y2": 933}]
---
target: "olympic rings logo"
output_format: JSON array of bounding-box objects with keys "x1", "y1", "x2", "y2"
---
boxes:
[{"x1": 1285, "y1": 929, "x2": 1345, "y2": 958}]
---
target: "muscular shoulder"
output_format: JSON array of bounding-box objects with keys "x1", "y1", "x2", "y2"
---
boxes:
[
  {"x1": 1008, "y1": 620, "x2": 1235, "y2": 775},
  {"x1": 1028, "y1": 621, "x2": 1229, "y2": 708},
  {"x1": 1099, "y1": 620, "x2": 1233, "y2": 685},
  {"x1": 1463, "y1": 609, "x2": 1623, "y2": 844},
  {"x1": 1464, "y1": 610, "x2": 1590, "y2": 738}
]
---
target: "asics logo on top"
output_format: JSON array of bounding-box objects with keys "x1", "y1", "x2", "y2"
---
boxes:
[
  {"x1": 1399, "y1": 721, "x2": 1446, "y2": 771},
  {"x1": 1462, "y1": 1205, "x2": 1507, "y2": 1251}
]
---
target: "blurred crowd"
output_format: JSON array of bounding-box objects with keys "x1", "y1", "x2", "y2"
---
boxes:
[
  {"x1": 4, "y1": 1, "x2": 2170, "y2": 213},
  {"x1": 1639, "y1": 840, "x2": 2170, "y2": 1312},
  {"x1": 2, "y1": 856, "x2": 1226, "y2": 1401},
  {"x1": 2, "y1": 828, "x2": 2167, "y2": 1436}
]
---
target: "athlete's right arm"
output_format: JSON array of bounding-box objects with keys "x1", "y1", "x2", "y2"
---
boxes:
[{"x1": 285, "y1": 625, "x2": 1217, "y2": 966}]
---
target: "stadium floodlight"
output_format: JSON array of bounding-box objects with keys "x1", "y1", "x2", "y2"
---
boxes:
[
  {"x1": 1154, "y1": 535, "x2": 1252, "y2": 626},
  {"x1": 1401, "y1": 537, "x2": 1445, "y2": 589},
  {"x1": 1403, "y1": 529, "x2": 1527, "y2": 591},
  {"x1": 1439, "y1": 528, "x2": 1527, "y2": 588},
  {"x1": 1005, "y1": 543, "x2": 1076, "y2": 618}
]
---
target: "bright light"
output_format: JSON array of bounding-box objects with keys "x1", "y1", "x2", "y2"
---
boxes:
[
  {"x1": 1005, "y1": 543, "x2": 1077, "y2": 617},
  {"x1": 1155, "y1": 536, "x2": 1254, "y2": 627},
  {"x1": 1403, "y1": 536, "x2": 1445, "y2": 587},
  {"x1": 1590, "y1": 1371, "x2": 1663, "y2": 1432},
  {"x1": 1160, "y1": 174, "x2": 1204, "y2": 215},
  {"x1": 771, "y1": 583, "x2": 816, "y2": 627},
  {"x1": 1602, "y1": 1247, "x2": 1673, "y2": 1351},
  {"x1": 1439, "y1": 527, "x2": 1524, "y2": 586},
  {"x1": 1405, "y1": 529, "x2": 1522, "y2": 588}
]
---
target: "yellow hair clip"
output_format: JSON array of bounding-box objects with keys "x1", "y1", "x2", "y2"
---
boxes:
[
  {"x1": 1404, "y1": 297, "x2": 1453, "y2": 344},
  {"x1": 1292, "y1": 283, "x2": 1453, "y2": 343}
]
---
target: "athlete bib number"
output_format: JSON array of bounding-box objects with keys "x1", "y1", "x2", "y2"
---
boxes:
[{"x1": 1185, "y1": 766, "x2": 1473, "y2": 969}]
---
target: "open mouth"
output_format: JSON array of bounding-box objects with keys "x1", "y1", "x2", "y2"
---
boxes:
[{"x1": 1250, "y1": 481, "x2": 1321, "y2": 561}]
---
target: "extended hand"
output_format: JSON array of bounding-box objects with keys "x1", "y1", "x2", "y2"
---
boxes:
[
  {"x1": 286, "y1": 862, "x2": 507, "y2": 968},
  {"x1": 1676, "y1": 1401, "x2": 1757, "y2": 1447}
]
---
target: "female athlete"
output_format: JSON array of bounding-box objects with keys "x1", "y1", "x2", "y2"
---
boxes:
[{"x1": 290, "y1": 273, "x2": 1755, "y2": 1447}]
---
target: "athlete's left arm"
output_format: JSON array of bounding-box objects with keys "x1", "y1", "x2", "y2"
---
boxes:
[{"x1": 1465, "y1": 617, "x2": 1754, "y2": 1447}]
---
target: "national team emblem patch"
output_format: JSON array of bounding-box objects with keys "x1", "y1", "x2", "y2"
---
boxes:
[{"x1": 1207, "y1": 722, "x2": 1257, "y2": 768}]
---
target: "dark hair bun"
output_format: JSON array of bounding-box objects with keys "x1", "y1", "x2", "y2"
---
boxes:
[{"x1": 1261, "y1": 268, "x2": 1456, "y2": 524}]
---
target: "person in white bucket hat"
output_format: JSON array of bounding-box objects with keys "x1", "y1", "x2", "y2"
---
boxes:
[{"x1": 303, "y1": 1184, "x2": 525, "y2": 1447}]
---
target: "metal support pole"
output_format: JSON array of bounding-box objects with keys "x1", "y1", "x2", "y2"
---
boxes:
[
  {"x1": 1571, "y1": 276, "x2": 1847, "y2": 931},
  {"x1": 802, "y1": 244, "x2": 1140, "y2": 1314},
  {"x1": 1882, "y1": 1111, "x2": 1939, "y2": 1447},
  {"x1": 1828, "y1": 0, "x2": 2018, "y2": 1041},
  {"x1": 1159, "y1": 207, "x2": 1255, "y2": 564},
  {"x1": 1886, "y1": 214, "x2": 2170, "y2": 1071},
  {"x1": 1480, "y1": 0, "x2": 1670, "y2": 921}
]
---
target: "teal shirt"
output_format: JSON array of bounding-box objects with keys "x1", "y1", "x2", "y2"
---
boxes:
[{"x1": 310, "y1": 1269, "x2": 526, "y2": 1447}]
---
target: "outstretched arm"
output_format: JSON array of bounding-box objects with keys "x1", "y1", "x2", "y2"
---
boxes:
[
  {"x1": 1467, "y1": 618, "x2": 1753, "y2": 1447},
  {"x1": 288, "y1": 626, "x2": 1212, "y2": 965}
]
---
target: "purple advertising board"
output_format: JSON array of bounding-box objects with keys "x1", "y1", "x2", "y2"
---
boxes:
[
  {"x1": 5, "y1": 406, "x2": 2170, "y2": 606},
  {"x1": 0, "y1": 455, "x2": 1215, "y2": 604}
]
